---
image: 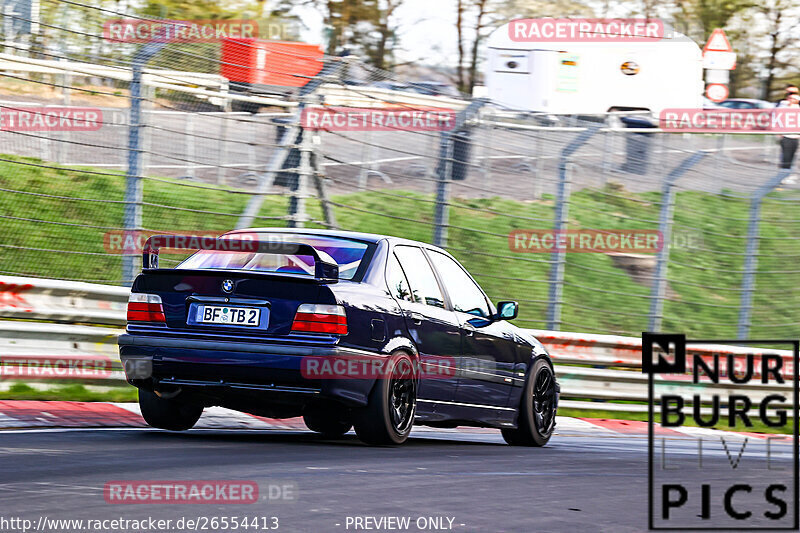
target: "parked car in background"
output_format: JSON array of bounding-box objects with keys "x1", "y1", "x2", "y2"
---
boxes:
[
  {"x1": 370, "y1": 80, "x2": 460, "y2": 98},
  {"x1": 406, "y1": 81, "x2": 461, "y2": 97},
  {"x1": 718, "y1": 98, "x2": 774, "y2": 109},
  {"x1": 702, "y1": 97, "x2": 725, "y2": 109},
  {"x1": 369, "y1": 80, "x2": 405, "y2": 91},
  {"x1": 119, "y1": 229, "x2": 559, "y2": 446}
]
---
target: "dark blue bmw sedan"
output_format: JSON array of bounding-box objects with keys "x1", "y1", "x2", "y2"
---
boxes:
[{"x1": 118, "y1": 228, "x2": 559, "y2": 445}]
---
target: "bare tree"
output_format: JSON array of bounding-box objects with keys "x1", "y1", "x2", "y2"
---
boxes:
[
  {"x1": 470, "y1": 0, "x2": 591, "y2": 91},
  {"x1": 466, "y1": 0, "x2": 490, "y2": 93},
  {"x1": 456, "y1": 0, "x2": 466, "y2": 91},
  {"x1": 275, "y1": 0, "x2": 379, "y2": 58},
  {"x1": 755, "y1": 0, "x2": 800, "y2": 100},
  {"x1": 673, "y1": 0, "x2": 756, "y2": 42},
  {"x1": 369, "y1": 0, "x2": 405, "y2": 70}
]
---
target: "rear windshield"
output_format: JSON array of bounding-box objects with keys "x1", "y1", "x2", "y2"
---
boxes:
[{"x1": 176, "y1": 233, "x2": 371, "y2": 280}]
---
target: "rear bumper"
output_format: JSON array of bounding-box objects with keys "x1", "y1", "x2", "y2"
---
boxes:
[{"x1": 118, "y1": 334, "x2": 387, "y2": 407}]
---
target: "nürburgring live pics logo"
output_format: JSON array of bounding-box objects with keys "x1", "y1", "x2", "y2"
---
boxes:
[{"x1": 644, "y1": 333, "x2": 799, "y2": 530}]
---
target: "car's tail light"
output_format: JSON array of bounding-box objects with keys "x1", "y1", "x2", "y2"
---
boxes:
[
  {"x1": 291, "y1": 304, "x2": 347, "y2": 335},
  {"x1": 127, "y1": 293, "x2": 166, "y2": 323}
]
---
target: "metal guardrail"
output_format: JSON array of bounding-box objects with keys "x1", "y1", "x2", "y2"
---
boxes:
[
  {"x1": 0, "y1": 276, "x2": 793, "y2": 413},
  {"x1": 0, "y1": 276, "x2": 125, "y2": 387},
  {"x1": 0, "y1": 275, "x2": 128, "y2": 325}
]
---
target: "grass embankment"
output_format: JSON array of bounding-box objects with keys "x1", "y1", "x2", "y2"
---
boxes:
[
  {"x1": 1, "y1": 155, "x2": 799, "y2": 427},
  {"x1": 5, "y1": 154, "x2": 800, "y2": 336},
  {"x1": 0, "y1": 383, "x2": 137, "y2": 402}
]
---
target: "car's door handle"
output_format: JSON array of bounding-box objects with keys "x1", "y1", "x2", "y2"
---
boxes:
[
  {"x1": 405, "y1": 311, "x2": 424, "y2": 325},
  {"x1": 463, "y1": 324, "x2": 476, "y2": 337}
]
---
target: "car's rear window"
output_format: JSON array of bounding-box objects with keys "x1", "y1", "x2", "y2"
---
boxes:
[{"x1": 176, "y1": 233, "x2": 371, "y2": 280}]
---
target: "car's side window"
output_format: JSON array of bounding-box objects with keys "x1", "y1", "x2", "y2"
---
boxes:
[
  {"x1": 428, "y1": 251, "x2": 490, "y2": 318},
  {"x1": 386, "y1": 253, "x2": 413, "y2": 302},
  {"x1": 393, "y1": 246, "x2": 445, "y2": 309}
]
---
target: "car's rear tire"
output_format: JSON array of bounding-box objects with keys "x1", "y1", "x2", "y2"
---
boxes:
[
  {"x1": 353, "y1": 351, "x2": 417, "y2": 445},
  {"x1": 139, "y1": 389, "x2": 203, "y2": 431},
  {"x1": 303, "y1": 404, "x2": 352, "y2": 437},
  {"x1": 502, "y1": 358, "x2": 557, "y2": 447}
]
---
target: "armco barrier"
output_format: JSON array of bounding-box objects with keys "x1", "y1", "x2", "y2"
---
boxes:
[
  {"x1": 0, "y1": 276, "x2": 125, "y2": 386},
  {"x1": 0, "y1": 275, "x2": 128, "y2": 325},
  {"x1": 0, "y1": 277, "x2": 794, "y2": 414},
  {"x1": 531, "y1": 329, "x2": 795, "y2": 413}
]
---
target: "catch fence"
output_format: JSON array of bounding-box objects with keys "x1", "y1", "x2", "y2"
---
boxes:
[{"x1": 0, "y1": 1, "x2": 798, "y2": 339}]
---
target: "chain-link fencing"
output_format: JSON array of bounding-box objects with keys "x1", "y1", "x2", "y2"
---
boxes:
[{"x1": 1, "y1": 1, "x2": 798, "y2": 339}]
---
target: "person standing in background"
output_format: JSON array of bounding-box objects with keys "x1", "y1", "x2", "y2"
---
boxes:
[
  {"x1": 776, "y1": 84, "x2": 798, "y2": 106},
  {"x1": 778, "y1": 86, "x2": 800, "y2": 184}
]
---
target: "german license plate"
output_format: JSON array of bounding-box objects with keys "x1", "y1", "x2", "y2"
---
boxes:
[{"x1": 196, "y1": 305, "x2": 261, "y2": 326}]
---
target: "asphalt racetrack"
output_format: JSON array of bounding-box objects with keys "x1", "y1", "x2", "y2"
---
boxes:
[{"x1": 0, "y1": 424, "x2": 793, "y2": 533}]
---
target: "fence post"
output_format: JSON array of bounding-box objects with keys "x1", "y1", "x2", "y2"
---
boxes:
[
  {"x1": 433, "y1": 98, "x2": 489, "y2": 248},
  {"x1": 358, "y1": 128, "x2": 372, "y2": 190},
  {"x1": 248, "y1": 117, "x2": 257, "y2": 179},
  {"x1": 216, "y1": 113, "x2": 229, "y2": 185},
  {"x1": 534, "y1": 131, "x2": 545, "y2": 200},
  {"x1": 45, "y1": 105, "x2": 65, "y2": 164},
  {"x1": 312, "y1": 135, "x2": 337, "y2": 229},
  {"x1": 647, "y1": 151, "x2": 708, "y2": 332},
  {"x1": 140, "y1": 86, "x2": 155, "y2": 177},
  {"x1": 481, "y1": 115, "x2": 493, "y2": 186},
  {"x1": 122, "y1": 42, "x2": 164, "y2": 286},
  {"x1": 37, "y1": 103, "x2": 50, "y2": 161},
  {"x1": 546, "y1": 125, "x2": 600, "y2": 331},
  {"x1": 185, "y1": 113, "x2": 195, "y2": 179},
  {"x1": 60, "y1": 57, "x2": 71, "y2": 105},
  {"x1": 600, "y1": 128, "x2": 611, "y2": 186},
  {"x1": 737, "y1": 169, "x2": 791, "y2": 338},
  {"x1": 433, "y1": 132, "x2": 455, "y2": 248},
  {"x1": 287, "y1": 123, "x2": 312, "y2": 228}
]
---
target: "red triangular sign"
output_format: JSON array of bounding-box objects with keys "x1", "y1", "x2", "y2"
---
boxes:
[{"x1": 704, "y1": 29, "x2": 733, "y2": 53}]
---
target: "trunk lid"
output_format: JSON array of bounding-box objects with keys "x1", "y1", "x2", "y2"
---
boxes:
[{"x1": 132, "y1": 269, "x2": 338, "y2": 336}]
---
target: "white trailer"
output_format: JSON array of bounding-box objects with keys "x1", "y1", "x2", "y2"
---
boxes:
[{"x1": 485, "y1": 23, "x2": 704, "y2": 115}]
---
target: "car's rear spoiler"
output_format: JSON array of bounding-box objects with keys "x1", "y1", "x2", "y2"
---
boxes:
[{"x1": 141, "y1": 235, "x2": 339, "y2": 282}]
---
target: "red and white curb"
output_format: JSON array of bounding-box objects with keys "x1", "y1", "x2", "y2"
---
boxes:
[
  {"x1": 0, "y1": 401, "x2": 789, "y2": 440},
  {"x1": 556, "y1": 417, "x2": 792, "y2": 441}
]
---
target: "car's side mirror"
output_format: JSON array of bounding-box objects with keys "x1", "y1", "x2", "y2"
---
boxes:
[{"x1": 495, "y1": 301, "x2": 519, "y2": 321}]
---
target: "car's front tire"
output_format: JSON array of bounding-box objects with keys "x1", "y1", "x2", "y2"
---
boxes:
[
  {"x1": 303, "y1": 403, "x2": 352, "y2": 438},
  {"x1": 353, "y1": 351, "x2": 417, "y2": 445},
  {"x1": 502, "y1": 358, "x2": 557, "y2": 446},
  {"x1": 139, "y1": 389, "x2": 203, "y2": 431}
]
